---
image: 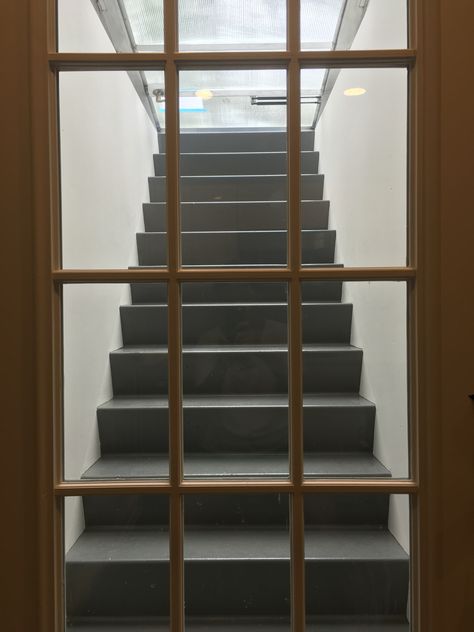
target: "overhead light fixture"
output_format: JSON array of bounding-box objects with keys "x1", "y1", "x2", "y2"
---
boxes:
[
  {"x1": 344, "y1": 87, "x2": 367, "y2": 97},
  {"x1": 195, "y1": 89, "x2": 214, "y2": 100}
]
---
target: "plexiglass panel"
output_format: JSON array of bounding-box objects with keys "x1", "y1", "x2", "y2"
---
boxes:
[
  {"x1": 65, "y1": 495, "x2": 169, "y2": 628},
  {"x1": 63, "y1": 283, "x2": 169, "y2": 480},
  {"x1": 301, "y1": 67, "x2": 407, "y2": 267},
  {"x1": 305, "y1": 493, "x2": 410, "y2": 629},
  {"x1": 60, "y1": 70, "x2": 166, "y2": 269},
  {"x1": 301, "y1": 0, "x2": 408, "y2": 51},
  {"x1": 181, "y1": 282, "x2": 289, "y2": 479},
  {"x1": 301, "y1": 281, "x2": 409, "y2": 479},
  {"x1": 185, "y1": 494, "x2": 290, "y2": 629},
  {"x1": 178, "y1": 0, "x2": 286, "y2": 51}
]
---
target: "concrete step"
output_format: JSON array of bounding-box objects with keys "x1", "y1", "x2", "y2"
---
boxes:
[
  {"x1": 136, "y1": 229, "x2": 335, "y2": 266},
  {"x1": 143, "y1": 200, "x2": 330, "y2": 232},
  {"x1": 81, "y1": 492, "x2": 390, "y2": 529},
  {"x1": 81, "y1": 452, "x2": 389, "y2": 480},
  {"x1": 66, "y1": 528, "x2": 408, "y2": 617},
  {"x1": 130, "y1": 281, "x2": 343, "y2": 305},
  {"x1": 149, "y1": 174, "x2": 323, "y2": 202},
  {"x1": 109, "y1": 344, "x2": 363, "y2": 396},
  {"x1": 97, "y1": 393, "x2": 375, "y2": 455},
  {"x1": 159, "y1": 130, "x2": 315, "y2": 153},
  {"x1": 120, "y1": 302, "x2": 352, "y2": 346},
  {"x1": 154, "y1": 151, "x2": 319, "y2": 176}
]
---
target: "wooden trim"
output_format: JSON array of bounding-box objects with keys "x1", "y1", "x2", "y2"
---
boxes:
[
  {"x1": 54, "y1": 479, "x2": 418, "y2": 495},
  {"x1": 47, "y1": 49, "x2": 416, "y2": 70},
  {"x1": 51, "y1": 267, "x2": 416, "y2": 282}
]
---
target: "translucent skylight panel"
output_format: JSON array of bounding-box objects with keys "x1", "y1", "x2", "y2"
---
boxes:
[
  {"x1": 145, "y1": 68, "x2": 326, "y2": 129},
  {"x1": 122, "y1": 0, "x2": 164, "y2": 50},
  {"x1": 178, "y1": 0, "x2": 287, "y2": 51},
  {"x1": 301, "y1": 0, "x2": 345, "y2": 50}
]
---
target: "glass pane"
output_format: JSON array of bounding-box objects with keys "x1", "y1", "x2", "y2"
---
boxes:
[
  {"x1": 301, "y1": 67, "x2": 407, "y2": 267},
  {"x1": 181, "y1": 282, "x2": 289, "y2": 479},
  {"x1": 301, "y1": 281, "x2": 409, "y2": 479},
  {"x1": 177, "y1": 68, "x2": 288, "y2": 268},
  {"x1": 63, "y1": 283, "x2": 169, "y2": 481},
  {"x1": 123, "y1": 0, "x2": 165, "y2": 51},
  {"x1": 185, "y1": 494, "x2": 290, "y2": 629},
  {"x1": 305, "y1": 493, "x2": 410, "y2": 630},
  {"x1": 65, "y1": 494, "x2": 169, "y2": 628},
  {"x1": 178, "y1": 0, "x2": 286, "y2": 51},
  {"x1": 59, "y1": 70, "x2": 166, "y2": 269},
  {"x1": 301, "y1": 0, "x2": 408, "y2": 51}
]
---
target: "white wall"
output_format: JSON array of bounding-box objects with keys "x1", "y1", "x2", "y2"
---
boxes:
[
  {"x1": 59, "y1": 0, "x2": 158, "y2": 551},
  {"x1": 314, "y1": 0, "x2": 410, "y2": 552}
]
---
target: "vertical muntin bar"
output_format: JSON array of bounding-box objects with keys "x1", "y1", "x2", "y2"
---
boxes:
[
  {"x1": 287, "y1": 1, "x2": 305, "y2": 631},
  {"x1": 164, "y1": 1, "x2": 184, "y2": 632}
]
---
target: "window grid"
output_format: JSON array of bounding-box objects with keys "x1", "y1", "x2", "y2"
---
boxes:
[{"x1": 47, "y1": 1, "x2": 419, "y2": 631}]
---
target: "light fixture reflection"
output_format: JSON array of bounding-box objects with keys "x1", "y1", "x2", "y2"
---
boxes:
[
  {"x1": 195, "y1": 89, "x2": 214, "y2": 100},
  {"x1": 344, "y1": 87, "x2": 367, "y2": 97}
]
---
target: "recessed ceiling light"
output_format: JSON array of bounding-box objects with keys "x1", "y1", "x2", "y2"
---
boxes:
[
  {"x1": 344, "y1": 87, "x2": 367, "y2": 97},
  {"x1": 195, "y1": 89, "x2": 214, "y2": 100}
]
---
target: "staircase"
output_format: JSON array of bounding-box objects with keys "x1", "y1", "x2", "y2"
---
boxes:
[{"x1": 66, "y1": 129, "x2": 409, "y2": 630}]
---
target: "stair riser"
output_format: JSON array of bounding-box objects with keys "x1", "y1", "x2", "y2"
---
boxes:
[
  {"x1": 148, "y1": 175, "x2": 324, "y2": 202},
  {"x1": 109, "y1": 349, "x2": 362, "y2": 396},
  {"x1": 130, "y1": 281, "x2": 342, "y2": 305},
  {"x1": 66, "y1": 563, "x2": 169, "y2": 617},
  {"x1": 66, "y1": 559, "x2": 407, "y2": 617},
  {"x1": 160, "y1": 132, "x2": 314, "y2": 153},
  {"x1": 143, "y1": 201, "x2": 330, "y2": 232},
  {"x1": 98, "y1": 405, "x2": 374, "y2": 454},
  {"x1": 154, "y1": 152, "x2": 319, "y2": 176},
  {"x1": 306, "y1": 561, "x2": 409, "y2": 615},
  {"x1": 120, "y1": 303, "x2": 352, "y2": 346},
  {"x1": 136, "y1": 230, "x2": 335, "y2": 266},
  {"x1": 83, "y1": 494, "x2": 388, "y2": 528}
]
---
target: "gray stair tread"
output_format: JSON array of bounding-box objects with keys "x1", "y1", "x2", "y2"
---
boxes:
[
  {"x1": 82, "y1": 453, "x2": 388, "y2": 480},
  {"x1": 111, "y1": 344, "x2": 361, "y2": 355},
  {"x1": 66, "y1": 618, "x2": 408, "y2": 631},
  {"x1": 305, "y1": 529, "x2": 408, "y2": 561},
  {"x1": 140, "y1": 229, "x2": 328, "y2": 234},
  {"x1": 67, "y1": 528, "x2": 406, "y2": 563},
  {"x1": 67, "y1": 528, "x2": 168, "y2": 562},
  {"x1": 99, "y1": 393, "x2": 374, "y2": 411},
  {"x1": 308, "y1": 622, "x2": 409, "y2": 631}
]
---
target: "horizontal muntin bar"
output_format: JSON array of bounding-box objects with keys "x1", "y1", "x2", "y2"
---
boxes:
[
  {"x1": 52, "y1": 267, "x2": 416, "y2": 283},
  {"x1": 54, "y1": 479, "x2": 418, "y2": 496},
  {"x1": 48, "y1": 50, "x2": 416, "y2": 71}
]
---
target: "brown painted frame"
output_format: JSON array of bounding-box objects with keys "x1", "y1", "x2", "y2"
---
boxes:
[{"x1": 1, "y1": 0, "x2": 471, "y2": 630}]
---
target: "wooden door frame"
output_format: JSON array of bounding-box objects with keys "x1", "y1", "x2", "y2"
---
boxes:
[{"x1": 1, "y1": 0, "x2": 473, "y2": 630}]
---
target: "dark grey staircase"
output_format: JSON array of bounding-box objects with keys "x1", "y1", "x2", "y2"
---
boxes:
[{"x1": 66, "y1": 129, "x2": 409, "y2": 630}]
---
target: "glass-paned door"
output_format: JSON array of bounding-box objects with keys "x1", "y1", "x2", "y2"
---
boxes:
[{"x1": 48, "y1": 1, "x2": 417, "y2": 630}]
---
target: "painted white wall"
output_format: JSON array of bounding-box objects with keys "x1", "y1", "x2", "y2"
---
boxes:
[
  {"x1": 314, "y1": 0, "x2": 410, "y2": 553},
  {"x1": 59, "y1": 0, "x2": 158, "y2": 551}
]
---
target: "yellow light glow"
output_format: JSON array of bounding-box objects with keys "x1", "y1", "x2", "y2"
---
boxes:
[
  {"x1": 195, "y1": 89, "x2": 214, "y2": 100},
  {"x1": 344, "y1": 87, "x2": 367, "y2": 97}
]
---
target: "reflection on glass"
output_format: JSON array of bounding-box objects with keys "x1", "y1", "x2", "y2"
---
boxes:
[
  {"x1": 301, "y1": 281, "x2": 408, "y2": 479},
  {"x1": 301, "y1": 67, "x2": 407, "y2": 267},
  {"x1": 65, "y1": 495, "x2": 169, "y2": 627},
  {"x1": 60, "y1": 70, "x2": 166, "y2": 269},
  {"x1": 181, "y1": 282, "x2": 289, "y2": 479},
  {"x1": 185, "y1": 494, "x2": 290, "y2": 629},
  {"x1": 63, "y1": 283, "x2": 169, "y2": 481},
  {"x1": 305, "y1": 493, "x2": 410, "y2": 629},
  {"x1": 178, "y1": 0, "x2": 287, "y2": 51}
]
